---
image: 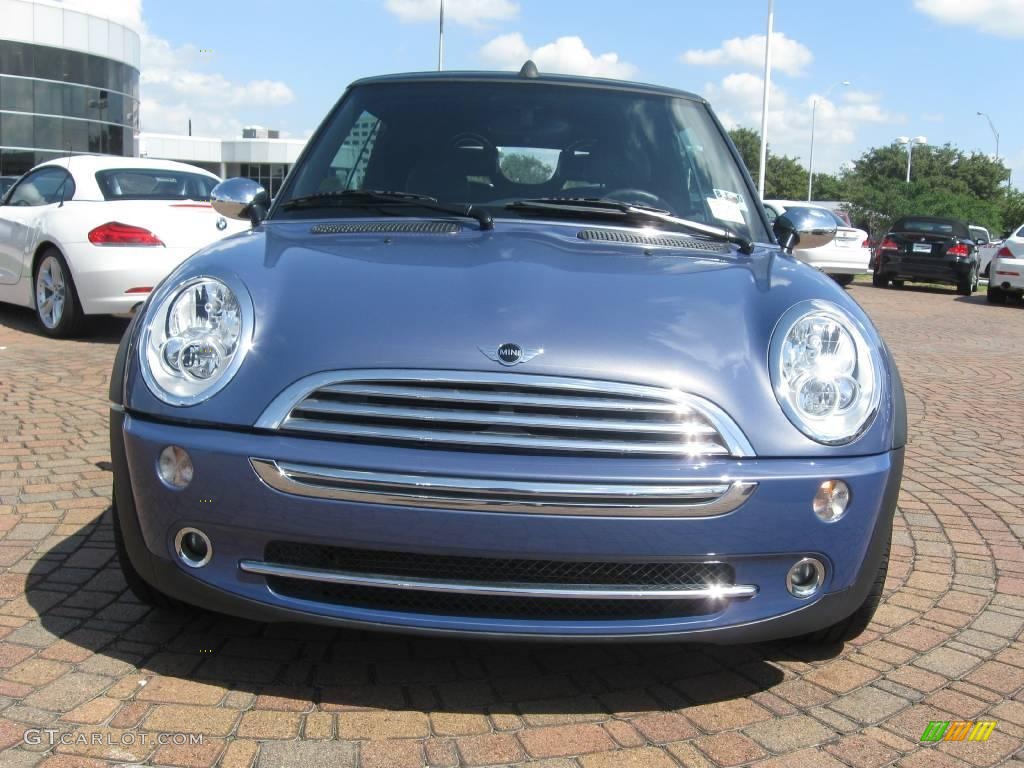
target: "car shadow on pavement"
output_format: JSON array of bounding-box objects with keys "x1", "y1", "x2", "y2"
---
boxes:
[
  {"x1": 18, "y1": 506, "x2": 843, "y2": 717},
  {"x1": 0, "y1": 304, "x2": 128, "y2": 343}
]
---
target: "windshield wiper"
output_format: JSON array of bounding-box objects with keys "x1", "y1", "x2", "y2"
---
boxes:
[
  {"x1": 281, "y1": 189, "x2": 494, "y2": 230},
  {"x1": 507, "y1": 197, "x2": 754, "y2": 254}
]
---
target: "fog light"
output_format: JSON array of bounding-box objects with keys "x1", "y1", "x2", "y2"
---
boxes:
[
  {"x1": 813, "y1": 480, "x2": 850, "y2": 522},
  {"x1": 158, "y1": 445, "x2": 193, "y2": 489},
  {"x1": 787, "y1": 557, "x2": 825, "y2": 599},
  {"x1": 174, "y1": 527, "x2": 212, "y2": 568}
]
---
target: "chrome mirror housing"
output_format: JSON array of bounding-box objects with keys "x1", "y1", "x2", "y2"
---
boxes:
[
  {"x1": 773, "y1": 209, "x2": 837, "y2": 254},
  {"x1": 211, "y1": 177, "x2": 269, "y2": 226}
]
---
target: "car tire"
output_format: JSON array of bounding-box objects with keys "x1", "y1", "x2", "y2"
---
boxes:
[
  {"x1": 112, "y1": 483, "x2": 188, "y2": 611},
  {"x1": 890, "y1": 279, "x2": 904, "y2": 289},
  {"x1": 801, "y1": 534, "x2": 890, "y2": 645},
  {"x1": 987, "y1": 285, "x2": 1006, "y2": 304},
  {"x1": 831, "y1": 274, "x2": 855, "y2": 287},
  {"x1": 33, "y1": 248, "x2": 85, "y2": 338},
  {"x1": 871, "y1": 272, "x2": 889, "y2": 288},
  {"x1": 957, "y1": 266, "x2": 978, "y2": 296}
]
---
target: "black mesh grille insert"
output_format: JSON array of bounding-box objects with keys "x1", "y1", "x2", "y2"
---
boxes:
[
  {"x1": 577, "y1": 229, "x2": 729, "y2": 252},
  {"x1": 267, "y1": 578, "x2": 718, "y2": 620},
  {"x1": 310, "y1": 222, "x2": 461, "y2": 235},
  {"x1": 264, "y1": 541, "x2": 733, "y2": 587}
]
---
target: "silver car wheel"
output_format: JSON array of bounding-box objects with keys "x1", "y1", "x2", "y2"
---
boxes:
[{"x1": 35, "y1": 255, "x2": 67, "y2": 329}]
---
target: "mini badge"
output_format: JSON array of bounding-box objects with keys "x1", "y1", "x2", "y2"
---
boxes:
[{"x1": 479, "y1": 343, "x2": 544, "y2": 366}]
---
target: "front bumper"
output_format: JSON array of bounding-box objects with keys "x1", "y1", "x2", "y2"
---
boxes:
[{"x1": 112, "y1": 410, "x2": 902, "y2": 641}]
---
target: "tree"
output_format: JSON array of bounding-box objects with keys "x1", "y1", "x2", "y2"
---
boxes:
[
  {"x1": 843, "y1": 142, "x2": 1011, "y2": 236},
  {"x1": 499, "y1": 153, "x2": 553, "y2": 185},
  {"x1": 727, "y1": 127, "x2": 808, "y2": 200}
]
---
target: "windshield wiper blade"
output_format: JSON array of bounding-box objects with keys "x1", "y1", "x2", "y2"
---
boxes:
[
  {"x1": 507, "y1": 198, "x2": 754, "y2": 254},
  {"x1": 281, "y1": 189, "x2": 494, "y2": 230}
]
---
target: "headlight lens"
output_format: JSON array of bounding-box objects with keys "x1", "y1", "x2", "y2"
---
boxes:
[
  {"x1": 769, "y1": 301, "x2": 882, "y2": 445},
  {"x1": 140, "y1": 276, "x2": 253, "y2": 405}
]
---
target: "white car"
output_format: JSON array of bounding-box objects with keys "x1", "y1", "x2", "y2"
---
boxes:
[
  {"x1": 987, "y1": 242, "x2": 1024, "y2": 305},
  {"x1": 763, "y1": 200, "x2": 870, "y2": 286},
  {"x1": 980, "y1": 222, "x2": 1024, "y2": 279},
  {"x1": 0, "y1": 156, "x2": 250, "y2": 337}
]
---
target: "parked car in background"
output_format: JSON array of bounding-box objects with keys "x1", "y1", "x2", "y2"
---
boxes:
[
  {"x1": 969, "y1": 225, "x2": 991, "y2": 247},
  {"x1": 110, "y1": 65, "x2": 905, "y2": 646},
  {"x1": 981, "y1": 223, "x2": 1024, "y2": 279},
  {"x1": 763, "y1": 200, "x2": 870, "y2": 286},
  {"x1": 0, "y1": 156, "x2": 249, "y2": 336},
  {"x1": 0, "y1": 175, "x2": 19, "y2": 198},
  {"x1": 872, "y1": 216, "x2": 980, "y2": 295},
  {"x1": 987, "y1": 248, "x2": 1024, "y2": 304}
]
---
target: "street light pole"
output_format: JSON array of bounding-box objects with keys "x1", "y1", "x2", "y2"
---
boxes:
[
  {"x1": 807, "y1": 80, "x2": 850, "y2": 201},
  {"x1": 437, "y1": 0, "x2": 445, "y2": 71},
  {"x1": 976, "y1": 111, "x2": 999, "y2": 160},
  {"x1": 756, "y1": 0, "x2": 774, "y2": 199},
  {"x1": 896, "y1": 136, "x2": 927, "y2": 183}
]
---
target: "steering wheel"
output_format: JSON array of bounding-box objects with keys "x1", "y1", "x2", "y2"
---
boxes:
[{"x1": 602, "y1": 188, "x2": 673, "y2": 213}]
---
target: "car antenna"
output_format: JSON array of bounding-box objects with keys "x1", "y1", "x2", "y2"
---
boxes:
[
  {"x1": 58, "y1": 143, "x2": 72, "y2": 208},
  {"x1": 519, "y1": 59, "x2": 539, "y2": 79}
]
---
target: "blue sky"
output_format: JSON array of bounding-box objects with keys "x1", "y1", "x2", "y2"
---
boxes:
[{"x1": 92, "y1": 0, "x2": 1020, "y2": 182}]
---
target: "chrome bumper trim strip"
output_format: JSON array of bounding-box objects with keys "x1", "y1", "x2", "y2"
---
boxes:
[
  {"x1": 239, "y1": 560, "x2": 759, "y2": 601},
  {"x1": 249, "y1": 458, "x2": 757, "y2": 517}
]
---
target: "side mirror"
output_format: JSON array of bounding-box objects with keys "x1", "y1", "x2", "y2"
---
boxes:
[
  {"x1": 211, "y1": 178, "x2": 269, "y2": 227},
  {"x1": 772, "y1": 210, "x2": 837, "y2": 254}
]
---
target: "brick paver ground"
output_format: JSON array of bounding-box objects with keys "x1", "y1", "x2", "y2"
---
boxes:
[{"x1": 0, "y1": 283, "x2": 1022, "y2": 767}]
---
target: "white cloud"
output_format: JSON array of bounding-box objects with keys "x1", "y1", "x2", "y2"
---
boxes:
[
  {"x1": 705, "y1": 73, "x2": 901, "y2": 172},
  {"x1": 138, "y1": 31, "x2": 294, "y2": 136},
  {"x1": 480, "y1": 34, "x2": 636, "y2": 79},
  {"x1": 386, "y1": 0, "x2": 518, "y2": 27},
  {"x1": 681, "y1": 33, "x2": 812, "y2": 77},
  {"x1": 914, "y1": 0, "x2": 1024, "y2": 38}
]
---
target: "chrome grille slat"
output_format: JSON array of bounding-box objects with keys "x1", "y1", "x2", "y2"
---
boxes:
[
  {"x1": 278, "y1": 418, "x2": 731, "y2": 455},
  {"x1": 292, "y1": 400, "x2": 718, "y2": 435},
  {"x1": 257, "y1": 370, "x2": 754, "y2": 458},
  {"x1": 318, "y1": 384, "x2": 687, "y2": 412}
]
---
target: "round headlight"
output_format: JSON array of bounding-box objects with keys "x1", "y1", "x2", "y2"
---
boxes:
[
  {"x1": 140, "y1": 275, "x2": 253, "y2": 405},
  {"x1": 769, "y1": 300, "x2": 882, "y2": 445}
]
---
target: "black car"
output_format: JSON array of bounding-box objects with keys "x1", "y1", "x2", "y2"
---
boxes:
[{"x1": 871, "y1": 216, "x2": 980, "y2": 295}]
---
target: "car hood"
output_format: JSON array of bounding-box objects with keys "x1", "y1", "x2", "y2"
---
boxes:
[{"x1": 123, "y1": 218, "x2": 899, "y2": 457}]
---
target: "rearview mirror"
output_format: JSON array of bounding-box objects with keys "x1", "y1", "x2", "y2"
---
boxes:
[
  {"x1": 211, "y1": 177, "x2": 269, "y2": 226},
  {"x1": 772, "y1": 209, "x2": 837, "y2": 254}
]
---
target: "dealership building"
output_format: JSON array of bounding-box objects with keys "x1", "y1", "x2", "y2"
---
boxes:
[{"x1": 0, "y1": 0, "x2": 305, "y2": 191}]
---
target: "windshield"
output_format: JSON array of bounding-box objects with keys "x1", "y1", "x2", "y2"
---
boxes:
[
  {"x1": 276, "y1": 80, "x2": 769, "y2": 242},
  {"x1": 95, "y1": 169, "x2": 218, "y2": 201}
]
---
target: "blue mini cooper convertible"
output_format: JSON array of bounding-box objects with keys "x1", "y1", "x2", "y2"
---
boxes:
[{"x1": 110, "y1": 63, "x2": 905, "y2": 643}]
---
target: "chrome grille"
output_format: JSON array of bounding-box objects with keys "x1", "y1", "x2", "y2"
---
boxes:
[{"x1": 257, "y1": 370, "x2": 753, "y2": 457}]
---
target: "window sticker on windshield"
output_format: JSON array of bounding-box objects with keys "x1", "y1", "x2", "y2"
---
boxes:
[
  {"x1": 713, "y1": 188, "x2": 748, "y2": 211},
  {"x1": 707, "y1": 197, "x2": 745, "y2": 224}
]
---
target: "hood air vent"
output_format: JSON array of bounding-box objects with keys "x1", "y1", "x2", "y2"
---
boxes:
[
  {"x1": 310, "y1": 222, "x2": 462, "y2": 235},
  {"x1": 577, "y1": 229, "x2": 728, "y2": 253}
]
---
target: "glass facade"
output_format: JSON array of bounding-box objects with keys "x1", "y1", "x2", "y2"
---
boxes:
[
  {"x1": 238, "y1": 163, "x2": 291, "y2": 198},
  {"x1": 0, "y1": 40, "x2": 139, "y2": 175}
]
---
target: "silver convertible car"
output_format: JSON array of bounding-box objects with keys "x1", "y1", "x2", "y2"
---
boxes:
[{"x1": 110, "y1": 63, "x2": 905, "y2": 643}]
